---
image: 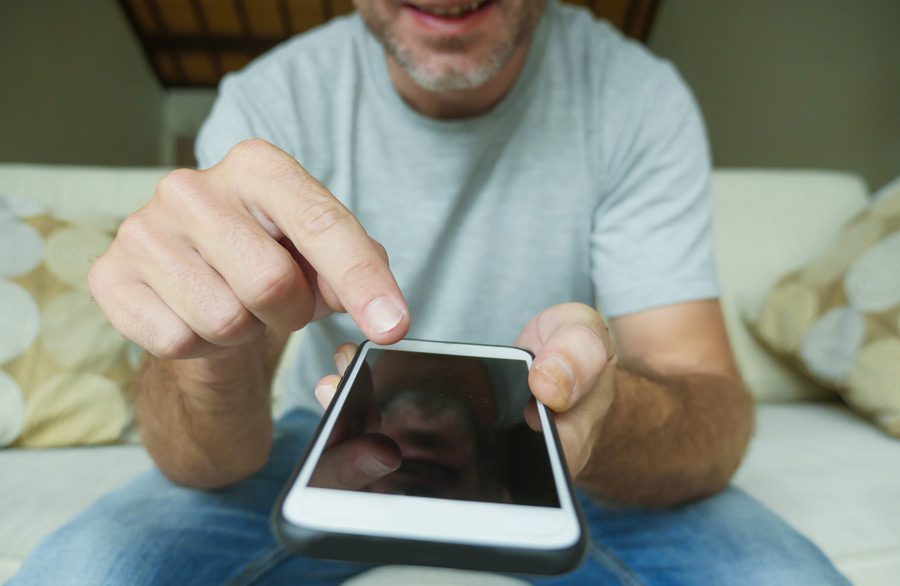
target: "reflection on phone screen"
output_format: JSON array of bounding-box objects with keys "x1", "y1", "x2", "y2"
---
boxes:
[{"x1": 309, "y1": 349, "x2": 561, "y2": 508}]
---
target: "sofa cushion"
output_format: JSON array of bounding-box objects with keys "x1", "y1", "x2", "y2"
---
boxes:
[
  {"x1": 0, "y1": 444, "x2": 152, "y2": 582},
  {"x1": 0, "y1": 164, "x2": 162, "y2": 220},
  {"x1": 712, "y1": 170, "x2": 869, "y2": 401},
  {"x1": 0, "y1": 200, "x2": 137, "y2": 448},
  {"x1": 750, "y1": 180, "x2": 900, "y2": 436},
  {"x1": 734, "y1": 403, "x2": 900, "y2": 585}
]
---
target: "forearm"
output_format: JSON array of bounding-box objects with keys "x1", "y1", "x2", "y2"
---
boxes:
[
  {"x1": 136, "y1": 330, "x2": 288, "y2": 489},
  {"x1": 577, "y1": 364, "x2": 754, "y2": 507}
]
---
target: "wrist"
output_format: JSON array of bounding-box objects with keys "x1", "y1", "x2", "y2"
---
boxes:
[{"x1": 141, "y1": 340, "x2": 271, "y2": 412}]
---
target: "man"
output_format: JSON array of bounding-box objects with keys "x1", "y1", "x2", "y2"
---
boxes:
[{"x1": 13, "y1": 1, "x2": 848, "y2": 583}]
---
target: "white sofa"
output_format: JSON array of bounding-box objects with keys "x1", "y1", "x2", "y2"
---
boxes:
[{"x1": 1, "y1": 164, "x2": 898, "y2": 585}]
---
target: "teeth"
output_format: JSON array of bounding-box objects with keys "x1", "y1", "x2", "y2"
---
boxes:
[{"x1": 416, "y1": 1, "x2": 485, "y2": 17}]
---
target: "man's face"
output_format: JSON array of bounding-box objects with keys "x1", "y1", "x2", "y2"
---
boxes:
[{"x1": 354, "y1": 0, "x2": 548, "y2": 92}]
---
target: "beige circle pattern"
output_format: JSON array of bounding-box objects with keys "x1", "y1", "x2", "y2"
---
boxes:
[
  {"x1": 0, "y1": 279, "x2": 41, "y2": 364},
  {"x1": 757, "y1": 282, "x2": 818, "y2": 353},
  {"x1": 798, "y1": 215, "x2": 881, "y2": 287},
  {"x1": 0, "y1": 370, "x2": 25, "y2": 447},
  {"x1": 44, "y1": 225, "x2": 112, "y2": 289},
  {"x1": 844, "y1": 232, "x2": 900, "y2": 312},
  {"x1": 21, "y1": 371, "x2": 128, "y2": 447},
  {"x1": 753, "y1": 181, "x2": 900, "y2": 438},
  {"x1": 848, "y1": 338, "x2": 900, "y2": 419},
  {"x1": 1, "y1": 199, "x2": 136, "y2": 449},
  {"x1": 0, "y1": 218, "x2": 44, "y2": 277},
  {"x1": 41, "y1": 290, "x2": 127, "y2": 372},
  {"x1": 50, "y1": 208, "x2": 122, "y2": 233},
  {"x1": 799, "y1": 306, "x2": 865, "y2": 384},
  {"x1": 872, "y1": 185, "x2": 900, "y2": 217},
  {"x1": 0, "y1": 194, "x2": 46, "y2": 218}
]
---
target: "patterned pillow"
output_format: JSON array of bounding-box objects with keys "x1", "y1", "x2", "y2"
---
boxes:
[
  {"x1": 750, "y1": 179, "x2": 900, "y2": 437},
  {"x1": 0, "y1": 194, "x2": 138, "y2": 448}
]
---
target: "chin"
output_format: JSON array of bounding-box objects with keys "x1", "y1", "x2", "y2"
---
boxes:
[
  {"x1": 410, "y1": 63, "x2": 496, "y2": 91},
  {"x1": 396, "y1": 39, "x2": 510, "y2": 91}
]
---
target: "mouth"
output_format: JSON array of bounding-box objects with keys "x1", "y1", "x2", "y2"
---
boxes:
[{"x1": 402, "y1": 0, "x2": 495, "y2": 19}]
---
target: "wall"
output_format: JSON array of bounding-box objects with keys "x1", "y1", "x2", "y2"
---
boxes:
[
  {"x1": 0, "y1": 0, "x2": 162, "y2": 166},
  {"x1": 160, "y1": 89, "x2": 216, "y2": 167},
  {"x1": 2, "y1": 0, "x2": 896, "y2": 186},
  {"x1": 649, "y1": 0, "x2": 900, "y2": 189}
]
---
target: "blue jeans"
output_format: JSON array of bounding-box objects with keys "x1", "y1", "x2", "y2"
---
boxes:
[{"x1": 11, "y1": 410, "x2": 848, "y2": 585}]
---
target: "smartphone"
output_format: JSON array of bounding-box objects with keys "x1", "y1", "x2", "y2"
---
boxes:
[{"x1": 272, "y1": 339, "x2": 587, "y2": 575}]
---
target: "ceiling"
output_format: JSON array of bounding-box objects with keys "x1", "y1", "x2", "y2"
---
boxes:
[{"x1": 119, "y1": 0, "x2": 661, "y2": 88}]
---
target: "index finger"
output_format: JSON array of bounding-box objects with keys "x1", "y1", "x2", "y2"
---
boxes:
[
  {"x1": 217, "y1": 140, "x2": 410, "y2": 343},
  {"x1": 308, "y1": 434, "x2": 402, "y2": 491}
]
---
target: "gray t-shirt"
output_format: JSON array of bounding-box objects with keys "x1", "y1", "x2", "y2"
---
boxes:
[{"x1": 195, "y1": 0, "x2": 718, "y2": 413}]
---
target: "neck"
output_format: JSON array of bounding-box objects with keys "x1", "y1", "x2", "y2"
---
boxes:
[{"x1": 386, "y1": 38, "x2": 532, "y2": 120}]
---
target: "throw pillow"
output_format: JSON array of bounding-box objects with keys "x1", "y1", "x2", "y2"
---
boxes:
[
  {"x1": 750, "y1": 179, "x2": 900, "y2": 437},
  {"x1": 0, "y1": 194, "x2": 138, "y2": 448}
]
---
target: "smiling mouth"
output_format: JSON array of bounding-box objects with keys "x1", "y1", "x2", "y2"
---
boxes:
[{"x1": 403, "y1": 0, "x2": 495, "y2": 18}]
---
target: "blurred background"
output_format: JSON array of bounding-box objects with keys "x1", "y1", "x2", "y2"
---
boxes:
[{"x1": 0, "y1": 0, "x2": 897, "y2": 188}]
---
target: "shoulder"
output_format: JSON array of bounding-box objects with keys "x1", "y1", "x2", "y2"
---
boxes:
[
  {"x1": 547, "y1": 3, "x2": 703, "y2": 190},
  {"x1": 550, "y1": 1, "x2": 684, "y2": 102}
]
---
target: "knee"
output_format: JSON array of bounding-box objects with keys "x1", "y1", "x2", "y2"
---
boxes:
[
  {"x1": 709, "y1": 545, "x2": 848, "y2": 585},
  {"x1": 11, "y1": 505, "x2": 180, "y2": 585},
  {"x1": 677, "y1": 490, "x2": 850, "y2": 585}
]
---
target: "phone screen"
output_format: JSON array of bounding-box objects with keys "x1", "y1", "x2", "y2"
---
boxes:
[{"x1": 308, "y1": 348, "x2": 561, "y2": 508}]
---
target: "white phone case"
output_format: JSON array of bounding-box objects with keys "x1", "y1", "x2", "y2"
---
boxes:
[{"x1": 272, "y1": 339, "x2": 587, "y2": 575}]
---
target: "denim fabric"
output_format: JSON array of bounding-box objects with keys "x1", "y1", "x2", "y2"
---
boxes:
[{"x1": 10, "y1": 410, "x2": 848, "y2": 585}]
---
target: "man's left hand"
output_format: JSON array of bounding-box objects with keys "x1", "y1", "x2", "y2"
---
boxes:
[{"x1": 514, "y1": 302, "x2": 617, "y2": 479}]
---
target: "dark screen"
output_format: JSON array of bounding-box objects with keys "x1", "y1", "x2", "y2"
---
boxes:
[{"x1": 308, "y1": 349, "x2": 561, "y2": 508}]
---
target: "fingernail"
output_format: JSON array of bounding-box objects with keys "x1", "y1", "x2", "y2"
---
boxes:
[
  {"x1": 335, "y1": 351, "x2": 352, "y2": 373},
  {"x1": 314, "y1": 383, "x2": 334, "y2": 405},
  {"x1": 365, "y1": 296, "x2": 404, "y2": 334},
  {"x1": 360, "y1": 455, "x2": 399, "y2": 477},
  {"x1": 535, "y1": 356, "x2": 576, "y2": 404}
]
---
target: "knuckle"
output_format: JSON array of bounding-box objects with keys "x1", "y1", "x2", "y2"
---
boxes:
[
  {"x1": 296, "y1": 199, "x2": 350, "y2": 238},
  {"x1": 342, "y1": 257, "x2": 383, "y2": 290},
  {"x1": 245, "y1": 261, "x2": 297, "y2": 308},
  {"x1": 568, "y1": 301, "x2": 598, "y2": 320},
  {"x1": 203, "y1": 303, "x2": 257, "y2": 343},
  {"x1": 154, "y1": 327, "x2": 201, "y2": 360},
  {"x1": 155, "y1": 168, "x2": 202, "y2": 203},
  {"x1": 116, "y1": 212, "x2": 153, "y2": 243},
  {"x1": 563, "y1": 302, "x2": 608, "y2": 334},
  {"x1": 371, "y1": 239, "x2": 389, "y2": 263},
  {"x1": 573, "y1": 324, "x2": 609, "y2": 364},
  {"x1": 225, "y1": 138, "x2": 275, "y2": 166}
]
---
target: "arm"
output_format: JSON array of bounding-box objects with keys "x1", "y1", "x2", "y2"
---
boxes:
[
  {"x1": 516, "y1": 300, "x2": 753, "y2": 508},
  {"x1": 133, "y1": 331, "x2": 287, "y2": 490},
  {"x1": 588, "y1": 300, "x2": 752, "y2": 505}
]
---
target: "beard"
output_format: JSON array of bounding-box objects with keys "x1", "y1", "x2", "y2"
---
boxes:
[{"x1": 357, "y1": 1, "x2": 548, "y2": 92}]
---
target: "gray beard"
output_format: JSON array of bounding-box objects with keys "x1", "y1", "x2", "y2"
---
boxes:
[{"x1": 383, "y1": 33, "x2": 516, "y2": 92}]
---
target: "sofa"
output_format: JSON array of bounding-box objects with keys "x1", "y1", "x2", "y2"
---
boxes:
[{"x1": 1, "y1": 164, "x2": 898, "y2": 585}]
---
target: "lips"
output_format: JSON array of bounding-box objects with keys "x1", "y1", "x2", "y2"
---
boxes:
[{"x1": 402, "y1": 0, "x2": 493, "y2": 18}]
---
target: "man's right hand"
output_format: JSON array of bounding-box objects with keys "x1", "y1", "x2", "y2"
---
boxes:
[
  {"x1": 87, "y1": 139, "x2": 410, "y2": 488},
  {"x1": 89, "y1": 138, "x2": 410, "y2": 361}
]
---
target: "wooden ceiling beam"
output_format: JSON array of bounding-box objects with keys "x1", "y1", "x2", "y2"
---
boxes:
[{"x1": 141, "y1": 36, "x2": 280, "y2": 54}]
